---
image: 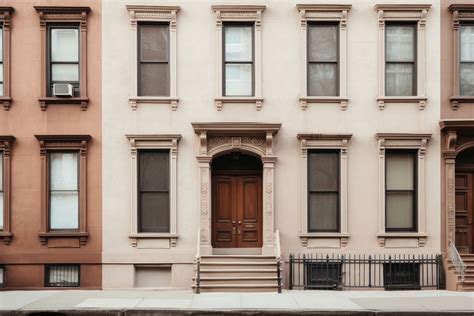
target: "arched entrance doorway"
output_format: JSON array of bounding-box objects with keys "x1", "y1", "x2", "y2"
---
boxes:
[
  {"x1": 455, "y1": 147, "x2": 474, "y2": 253},
  {"x1": 211, "y1": 152, "x2": 263, "y2": 249}
]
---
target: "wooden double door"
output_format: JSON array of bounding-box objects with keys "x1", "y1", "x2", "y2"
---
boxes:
[
  {"x1": 455, "y1": 172, "x2": 474, "y2": 253},
  {"x1": 212, "y1": 173, "x2": 263, "y2": 248}
]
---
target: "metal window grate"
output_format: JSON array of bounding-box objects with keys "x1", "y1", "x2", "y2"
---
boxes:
[{"x1": 45, "y1": 264, "x2": 80, "y2": 287}]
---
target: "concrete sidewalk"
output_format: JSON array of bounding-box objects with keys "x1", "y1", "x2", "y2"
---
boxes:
[{"x1": 0, "y1": 290, "x2": 473, "y2": 315}]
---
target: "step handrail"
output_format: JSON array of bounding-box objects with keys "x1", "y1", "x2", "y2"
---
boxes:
[
  {"x1": 275, "y1": 230, "x2": 282, "y2": 293},
  {"x1": 448, "y1": 240, "x2": 465, "y2": 282},
  {"x1": 195, "y1": 229, "x2": 201, "y2": 294}
]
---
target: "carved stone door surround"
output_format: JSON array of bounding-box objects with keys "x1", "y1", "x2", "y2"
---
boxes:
[{"x1": 192, "y1": 122, "x2": 281, "y2": 255}]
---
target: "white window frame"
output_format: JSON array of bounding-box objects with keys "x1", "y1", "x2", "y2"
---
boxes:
[
  {"x1": 375, "y1": 4, "x2": 430, "y2": 110},
  {"x1": 376, "y1": 133, "x2": 431, "y2": 247},
  {"x1": 126, "y1": 134, "x2": 181, "y2": 248},
  {"x1": 297, "y1": 134, "x2": 351, "y2": 248},
  {"x1": 126, "y1": 5, "x2": 180, "y2": 111},
  {"x1": 212, "y1": 5, "x2": 265, "y2": 111},
  {"x1": 296, "y1": 4, "x2": 351, "y2": 111}
]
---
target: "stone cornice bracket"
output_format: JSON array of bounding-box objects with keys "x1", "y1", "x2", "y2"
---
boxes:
[
  {"x1": 212, "y1": 5, "x2": 266, "y2": 21},
  {"x1": 296, "y1": 4, "x2": 352, "y2": 25},
  {"x1": 0, "y1": 7, "x2": 13, "y2": 111}
]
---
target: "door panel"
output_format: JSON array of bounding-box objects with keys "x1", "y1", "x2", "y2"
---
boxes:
[
  {"x1": 212, "y1": 174, "x2": 262, "y2": 248},
  {"x1": 455, "y1": 173, "x2": 473, "y2": 253}
]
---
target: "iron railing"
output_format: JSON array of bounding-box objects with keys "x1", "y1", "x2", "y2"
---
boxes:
[
  {"x1": 275, "y1": 230, "x2": 283, "y2": 293},
  {"x1": 448, "y1": 240, "x2": 465, "y2": 282},
  {"x1": 289, "y1": 253, "x2": 445, "y2": 291}
]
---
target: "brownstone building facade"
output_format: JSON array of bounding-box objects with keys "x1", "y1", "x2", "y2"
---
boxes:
[{"x1": 0, "y1": 0, "x2": 101, "y2": 289}]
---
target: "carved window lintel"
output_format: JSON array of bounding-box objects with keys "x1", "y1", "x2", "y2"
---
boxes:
[
  {"x1": 376, "y1": 133, "x2": 431, "y2": 247},
  {"x1": 297, "y1": 134, "x2": 352, "y2": 248},
  {"x1": 0, "y1": 8, "x2": 13, "y2": 111},
  {"x1": 0, "y1": 136, "x2": 15, "y2": 244},
  {"x1": 35, "y1": 135, "x2": 91, "y2": 247},
  {"x1": 126, "y1": 134, "x2": 181, "y2": 248},
  {"x1": 34, "y1": 6, "x2": 90, "y2": 111}
]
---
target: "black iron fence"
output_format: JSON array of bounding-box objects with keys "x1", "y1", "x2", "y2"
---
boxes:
[{"x1": 289, "y1": 254, "x2": 445, "y2": 291}]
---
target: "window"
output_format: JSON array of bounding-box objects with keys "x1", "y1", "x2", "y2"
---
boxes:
[
  {"x1": 460, "y1": 24, "x2": 474, "y2": 96},
  {"x1": 383, "y1": 262, "x2": 420, "y2": 290},
  {"x1": 385, "y1": 23, "x2": 416, "y2": 96},
  {"x1": 0, "y1": 27, "x2": 3, "y2": 96},
  {"x1": 223, "y1": 24, "x2": 254, "y2": 96},
  {"x1": 308, "y1": 150, "x2": 340, "y2": 232},
  {"x1": 305, "y1": 261, "x2": 343, "y2": 290},
  {"x1": 138, "y1": 23, "x2": 169, "y2": 96},
  {"x1": 307, "y1": 23, "x2": 339, "y2": 96},
  {"x1": 385, "y1": 150, "x2": 417, "y2": 232},
  {"x1": 49, "y1": 152, "x2": 79, "y2": 230},
  {"x1": 127, "y1": 135, "x2": 180, "y2": 248},
  {"x1": 212, "y1": 5, "x2": 265, "y2": 110},
  {"x1": 127, "y1": 5, "x2": 179, "y2": 110},
  {"x1": 0, "y1": 136, "x2": 13, "y2": 244},
  {"x1": 35, "y1": 6, "x2": 90, "y2": 110},
  {"x1": 0, "y1": 266, "x2": 4, "y2": 287},
  {"x1": 0, "y1": 7, "x2": 13, "y2": 110},
  {"x1": 138, "y1": 150, "x2": 170, "y2": 233},
  {"x1": 375, "y1": 4, "x2": 430, "y2": 110},
  {"x1": 36, "y1": 135, "x2": 90, "y2": 246},
  {"x1": 45, "y1": 264, "x2": 80, "y2": 287},
  {"x1": 0, "y1": 151, "x2": 3, "y2": 230},
  {"x1": 134, "y1": 265, "x2": 172, "y2": 288}
]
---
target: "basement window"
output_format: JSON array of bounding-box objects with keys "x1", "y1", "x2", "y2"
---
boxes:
[
  {"x1": 305, "y1": 261, "x2": 343, "y2": 290},
  {"x1": 134, "y1": 265, "x2": 171, "y2": 288},
  {"x1": 383, "y1": 262, "x2": 420, "y2": 290},
  {"x1": 45, "y1": 264, "x2": 80, "y2": 287}
]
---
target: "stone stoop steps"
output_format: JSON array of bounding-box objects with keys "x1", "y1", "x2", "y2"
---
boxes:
[
  {"x1": 193, "y1": 255, "x2": 282, "y2": 293},
  {"x1": 448, "y1": 254, "x2": 474, "y2": 291}
]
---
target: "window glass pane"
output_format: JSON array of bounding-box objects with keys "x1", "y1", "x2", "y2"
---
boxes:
[
  {"x1": 309, "y1": 152, "x2": 338, "y2": 191},
  {"x1": 225, "y1": 26, "x2": 252, "y2": 62},
  {"x1": 461, "y1": 25, "x2": 474, "y2": 62},
  {"x1": 386, "y1": 152, "x2": 414, "y2": 190},
  {"x1": 460, "y1": 63, "x2": 474, "y2": 96},
  {"x1": 225, "y1": 64, "x2": 252, "y2": 96},
  {"x1": 50, "y1": 191, "x2": 79, "y2": 229},
  {"x1": 139, "y1": 151, "x2": 169, "y2": 191},
  {"x1": 308, "y1": 24, "x2": 338, "y2": 62},
  {"x1": 50, "y1": 153, "x2": 78, "y2": 191},
  {"x1": 309, "y1": 193, "x2": 338, "y2": 231},
  {"x1": 308, "y1": 63, "x2": 337, "y2": 96},
  {"x1": 51, "y1": 28, "x2": 79, "y2": 62},
  {"x1": 0, "y1": 192, "x2": 3, "y2": 230},
  {"x1": 139, "y1": 63, "x2": 169, "y2": 96},
  {"x1": 140, "y1": 25, "x2": 168, "y2": 61},
  {"x1": 386, "y1": 25, "x2": 415, "y2": 62},
  {"x1": 52, "y1": 64, "x2": 79, "y2": 82},
  {"x1": 0, "y1": 29, "x2": 3, "y2": 63},
  {"x1": 139, "y1": 192, "x2": 170, "y2": 233},
  {"x1": 386, "y1": 192, "x2": 414, "y2": 229},
  {"x1": 0, "y1": 152, "x2": 2, "y2": 191},
  {"x1": 385, "y1": 63, "x2": 414, "y2": 96},
  {"x1": 0, "y1": 84, "x2": 3, "y2": 96}
]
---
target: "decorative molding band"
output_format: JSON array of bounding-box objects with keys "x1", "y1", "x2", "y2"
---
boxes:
[{"x1": 212, "y1": 5, "x2": 266, "y2": 25}]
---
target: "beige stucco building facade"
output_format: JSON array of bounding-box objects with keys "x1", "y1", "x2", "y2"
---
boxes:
[{"x1": 102, "y1": 0, "x2": 441, "y2": 290}]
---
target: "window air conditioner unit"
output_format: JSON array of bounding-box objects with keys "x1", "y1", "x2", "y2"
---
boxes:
[{"x1": 53, "y1": 83, "x2": 73, "y2": 97}]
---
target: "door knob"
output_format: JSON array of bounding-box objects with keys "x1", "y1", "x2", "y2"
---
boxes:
[
  {"x1": 238, "y1": 221, "x2": 242, "y2": 225},
  {"x1": 232, "y1": 221, "x2": 236, "y2": 225}
]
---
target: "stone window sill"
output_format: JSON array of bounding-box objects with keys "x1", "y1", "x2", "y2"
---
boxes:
[
  {"x1": 215, "y1": 97, "x2": 263, "y2": 111},
  {"x1": 376, "y1": 232, "x2": 427, "y2": 247},
  {"x1": 129, "y1": 96, "x2": 179, "y2": 111},
  {"x1": 129, "y1": 233, "x2": 178, "y2": 248},
  {"x1": 450, "y1": 96, "x2": 474, "y2": 110},
  {"x1": 299, "y1": 233, "x2": 350, "y2": 248},
  {"x1": 0, "y1": 97, "x2": 12, "y2": 111},
  {"x1": 377, "y1": 96, "x2": 427, "y2": 110},
  {"x1": 0, "y1": 232, "x2": 13, "y2": 245},
  {"x1": 38, "y1": 231, "x2": 89, "y2": 246},
  {"x1": 299, "y1": 96, "x2": 348, "y2": 111},
  {"x1": 38, "y1": 97, "x2": 89, "y2": 111}
]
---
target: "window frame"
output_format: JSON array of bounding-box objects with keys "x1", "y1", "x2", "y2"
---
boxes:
[
  {"x1": 137, "y1": 22, "x2": 170, "y2": 97},
  {"x1": 47, "y1": 150, "x2": 80, "y2": 231},
  {"x1": 459, "y1": 22, "x2": 474, "y2": 97},
  {"x1": 0, "y1": 7, "x2": 13, "y2": 110},
  {"x1": 126, "y1": 134, "x2": 181, "y2": 248},
  {"x1": 137, "y1": 149, "x2": 171, "y2": 233},
  {"x1": 374, "y1": 4, "x2": 430, "y2": 110},
  {"x1": 384, "y1": 22, "x2": 418, "y2": 97},
  {"x1": 35, "y1": 135, "x2": 90, "y2": 246},
  {"x1": 297, "y1": 134, "x2": 351, "y2": 248},
  {"x1": 222, "y1": 22, "x2": 255, "y2": 97},
  {"x1": 306, "y1": 22, "x2": 340, "y2": 98},
  {"x1": 34, "y1": 6, "x2": 90, "y2": 111},
  {"x1": 47, "y1": 24, "x2": 81, "y2": 98},
  {"x1": 44, "y1": 264, "x2": 80, "y2": 288},
  {"x1": 307, "y1": 149, "x2": 341, "y2": 233},
  {"x1": 0, "y1": 136, "x2": 14, "y2": 245},
  {"x1": 127, "y1": 5, "x2": 180, "y2": 110},
  {"x1": 384, "y1": 149, "x2": 418, "y2": 232}
]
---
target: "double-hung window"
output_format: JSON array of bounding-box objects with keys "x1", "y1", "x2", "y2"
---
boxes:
[
  {"x1": 460, "y1": 24, "x2": 474, "y2": 96},
  {"x1": 385, "y1": 23, "x2": 416, "y2": 96},
  {"x1": 0, "y1": 151, "x2": 3, "y2": 230},
  {"x1": 385, "y1": 150, "x2": 417, "y2": 232},
  {"x1": 223, "y1": 23, "x2": 254, "y2": 96},
  {"x1": 48, "y1": 26, "x2": 80, "y2": 97},
  {"x1": 138, "y1": 150, "x2": 170, "y2": 233},
  {"x1": 0, "y1": 27, "x2": 3, "y2": 96},
  {"x1": 308, "y1": 150, "x2": 340, "y2": 232},
  {"x1": 307, "y1": 23, "x2": 339, "y2": 96},
  {"x1": 49, "y1": 152, "x2": 79, "y2": 230},
  {"x1": 138, "y1": 23, "x2": 169, "y2": 96}
]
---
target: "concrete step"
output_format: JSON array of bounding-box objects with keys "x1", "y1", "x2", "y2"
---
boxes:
[
  {"x1": 194, "y1": 284, "x2": 279, "y2": 293},
  {"x1": 200, "y1": 255, "x2": 276, "y2": 263},
  {"x1": 200, "y1": 269, "x2": 279, "y2": 278},
  {"x1": 199, "y1": 262, "x2": 278, "y2": 270},
  {"x1": 199, "y1": 277, "x2": 279, "y2": 286}
]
